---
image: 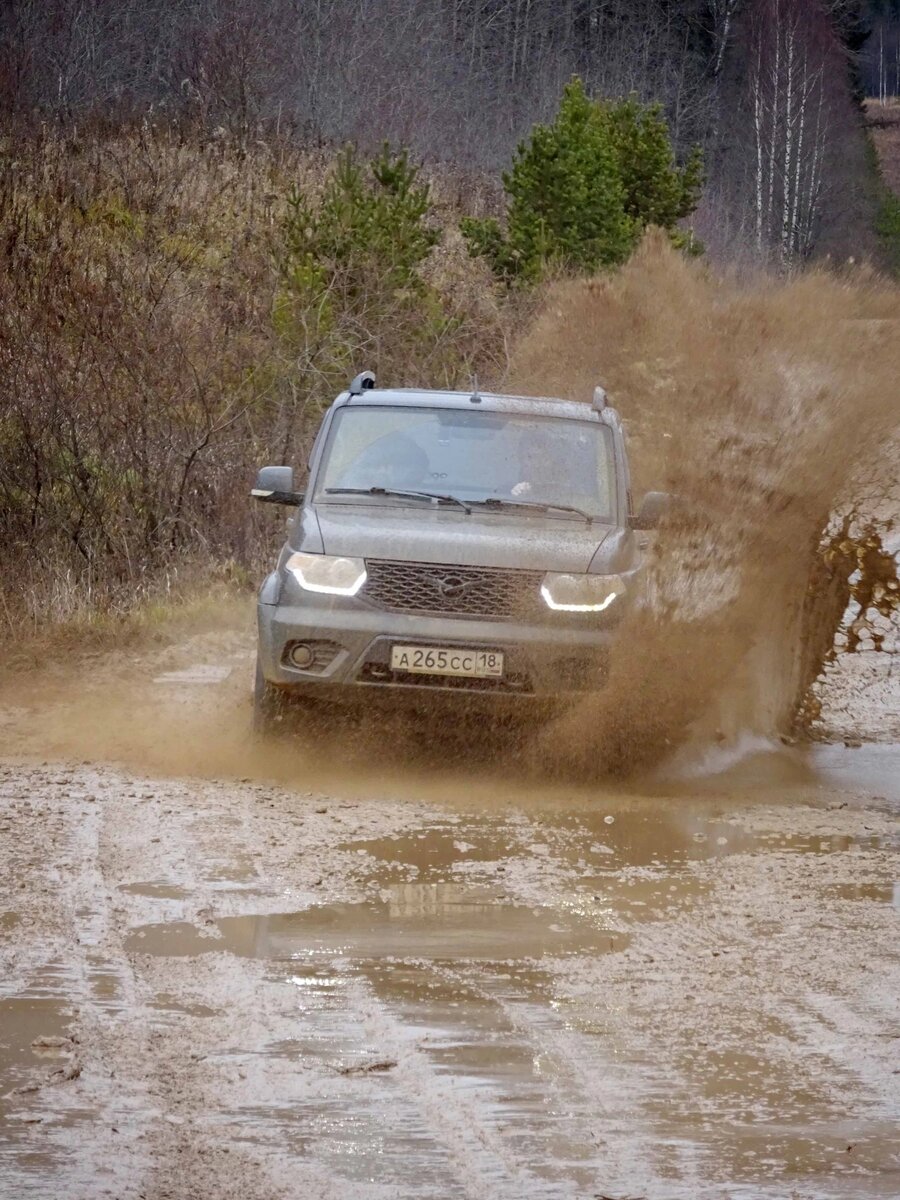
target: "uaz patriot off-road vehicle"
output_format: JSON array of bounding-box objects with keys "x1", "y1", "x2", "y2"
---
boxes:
[{"x1": 251, "y1": 371, "x2": 667, "y2": 730}]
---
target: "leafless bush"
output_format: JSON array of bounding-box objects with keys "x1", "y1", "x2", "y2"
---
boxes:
[
  {"x1": 0, "y1": 1, "x2": 714, "y2": 162},
  {"x1": 0, "y1": 125, "x2": 508, "y2": 632}
]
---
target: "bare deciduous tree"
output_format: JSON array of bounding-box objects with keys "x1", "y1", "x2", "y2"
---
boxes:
[{"x1": 743, "y1": 0, "x2": 857, "y2": 266}]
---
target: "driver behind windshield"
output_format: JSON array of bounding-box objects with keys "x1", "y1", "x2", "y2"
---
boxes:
[
  {"x1": 506, "y1": 429, "x2": 588, "y2": 501},
  {"x1": 323, "y1": 409, "x2": 608, "y2": 516},
  {"x1": 337, "y1": 431, "x2": 431, "y2": 492}
]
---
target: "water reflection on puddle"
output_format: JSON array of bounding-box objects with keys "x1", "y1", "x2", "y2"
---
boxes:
[
  {"x1": 0, "y1": 997, "x2": 73, "y2": 1079},
  {"x1": 808, "y1": 742, "x2": 900, "y2": 803},
  {"x1": 0, "y1": 993, "x2": 77, "y2": 1181},
  {"x1": 827, "y1": 881, "x2": 900, "y2": 907},
  {"x1": 342, "y1": 805, "x2": 892, "y2": 886},
  {"x1": 125, "y1": 883, "x2": 628, "y2": 961},
  {"x1": 120, "y1": 790, "x2": 898, "y2": 984},
  {"x1": 118, "y1": 880, "x2": 189, "y2": 900}
]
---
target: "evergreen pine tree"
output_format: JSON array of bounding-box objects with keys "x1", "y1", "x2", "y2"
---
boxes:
[
  {"x1": 462, "y1": 78, "x2": 703, "y2": 283},
  {"x1": 605, "y1": 97, "x2": 704, "y2": 230}
]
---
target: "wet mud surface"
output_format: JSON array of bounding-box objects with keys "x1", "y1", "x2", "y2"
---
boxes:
[
  {"x1": 2, "y1": 219, "x2": 899, "y2": 1200},
  {"x1": 1, "y1": 656, "x2": 898, "y2": 1200}
]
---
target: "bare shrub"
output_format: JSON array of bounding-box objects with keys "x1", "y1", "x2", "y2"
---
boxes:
[{"x1": 0, "y1": 126, "x2": 507, "y2": 636}]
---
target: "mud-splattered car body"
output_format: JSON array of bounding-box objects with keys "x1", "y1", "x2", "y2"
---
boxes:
[{"x1": 251, "y1": 374, "x2": 666, "y2": 725}]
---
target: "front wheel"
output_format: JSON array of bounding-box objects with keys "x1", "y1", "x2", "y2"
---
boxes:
[{"x1": 253, "y1": 656, "x2": 288, "y2": 736}]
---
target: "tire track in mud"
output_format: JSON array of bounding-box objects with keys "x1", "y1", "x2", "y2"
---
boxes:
[
  {"x1": 0, "y1": 761, "x2": 447, "y2": 1200},
  {"x1": 427, "y1": 960, "x2": 692, "y2": 1198},
  {"x1": 343, "y1": 972, "x2": 546, "y2": 1199},
  {"x1": 2, "y1": 755, "x2": 899, "y2": 1199},
  {"x1": 776, "y1": 988, "x2": 900, "y2": 1117},
  {"x1": 544, "y1": 834, "x2": 900, "y2": 1198},
  {"x1": 0, "y1": 764, "x2": 149, "y2": 1199}
]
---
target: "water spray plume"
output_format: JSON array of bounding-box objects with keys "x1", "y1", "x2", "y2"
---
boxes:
[
  {"x1": 0, "y1": 236, "x2": 896, "y2": 788},
  {"x1": 507, "y1": 232, "x2": 900, "y2": 775}
]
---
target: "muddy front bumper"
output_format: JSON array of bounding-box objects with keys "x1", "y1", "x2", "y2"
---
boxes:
[{"x1": 257, "y1": 594, "x2": 617, "y2": 705}]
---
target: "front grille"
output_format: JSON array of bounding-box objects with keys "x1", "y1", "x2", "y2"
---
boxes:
[{"x1": 361, "y1": 560, "x2": 544, "y2": 620}]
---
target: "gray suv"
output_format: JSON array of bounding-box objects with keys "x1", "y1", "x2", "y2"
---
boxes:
[{"x1": 251, "y1": 371, "x2": 667, "y2": 729}]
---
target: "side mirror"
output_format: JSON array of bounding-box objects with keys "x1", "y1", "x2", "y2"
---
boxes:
[
  {"x1": 251, "y1": 465, "x2": 305, "y2": 507},
  {"x1": 630, "y1": 491, "x2": 672, "y2": 531}
]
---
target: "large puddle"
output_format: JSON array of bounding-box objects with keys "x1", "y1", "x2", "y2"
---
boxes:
[
  {"x1": 110, "y1": 793, "x2": 897, "y2": 1197},
  {"x1": 125, "y1": 884, "x2": 629, "y2": 961},
  {"x1": 2, "y1": 750, "x2": 899, "y2": 1198}
]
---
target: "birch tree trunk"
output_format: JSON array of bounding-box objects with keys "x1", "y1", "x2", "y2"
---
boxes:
[
  {"x1": 781, "y1": 19, "x2": 796, "y2": 267},
  {"x1": 746, "y1": 0, "x2": 846, "y2": 268}
]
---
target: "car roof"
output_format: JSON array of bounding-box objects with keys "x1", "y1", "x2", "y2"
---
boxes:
[{"x1": 334, "y1": 387, "x2": 601, "y2": 422}]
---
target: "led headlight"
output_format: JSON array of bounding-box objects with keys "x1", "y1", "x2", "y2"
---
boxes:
[
  {"x1": 285, "y1": 552, "x2": 367, "y2": 596},
  {"x1": 540, "y1": 572, "x2": 626, "y2": 613}
]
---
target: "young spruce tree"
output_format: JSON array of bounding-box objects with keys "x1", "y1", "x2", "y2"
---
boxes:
[
  {"x1": 462, "y1": 78, "x2": 703, "y2": 282},
  {"x1": 606, "y1": 97, "x2": 703, "y2": 237},
  {"x1": 274, "y1": 144, "x2": 445, "y2": 424}
]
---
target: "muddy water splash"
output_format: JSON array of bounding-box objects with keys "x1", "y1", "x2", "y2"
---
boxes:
[
  {"x1": 507, "y1": 234, "x2": 900, "y2": 773},
  {"x1": 0, "y1": 238, "x2": 897, "y2": 785}
]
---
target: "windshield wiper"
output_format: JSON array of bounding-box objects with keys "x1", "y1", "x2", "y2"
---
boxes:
[
  {"x1": 473, "y1": 497, "x2": 594, "y2": 524},
  {"x1": 324, "y1": 487, "x2": 471, "y2": 514}
]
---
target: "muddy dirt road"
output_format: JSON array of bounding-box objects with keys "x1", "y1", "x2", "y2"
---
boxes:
[{"x1": 0, "y1": 639, "x2": 898, "y2": 1200}]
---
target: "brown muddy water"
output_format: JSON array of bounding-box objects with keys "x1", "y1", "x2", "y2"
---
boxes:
[
  {"x1": 507, "y1": 239, "x2": 900, "y2": 770},
  {"x1": 0, "y1": 652, "x2": 898, "y2": 1200}
]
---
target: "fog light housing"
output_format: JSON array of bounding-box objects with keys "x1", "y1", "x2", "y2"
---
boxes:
[{"x1": 289, "y1": 642, "x2": 315, "y2": 669}]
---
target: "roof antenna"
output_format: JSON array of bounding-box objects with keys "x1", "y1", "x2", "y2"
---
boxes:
[{"x1": 470, "y1": 374, "x2": 482, "y2": 404}]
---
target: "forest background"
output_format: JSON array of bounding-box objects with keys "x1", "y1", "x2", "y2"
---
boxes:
[{"x1": 0, "y1": 0, "x2": 897, "y2": 644}]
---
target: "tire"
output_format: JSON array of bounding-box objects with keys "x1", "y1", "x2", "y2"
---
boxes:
[{"x1": 253, "y1": 656, "x2": 288, "y2": 737}]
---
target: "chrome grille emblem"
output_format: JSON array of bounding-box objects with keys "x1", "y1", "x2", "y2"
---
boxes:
[{"x1": 434, "y1": 574, "x2": 472, "y2": 599}]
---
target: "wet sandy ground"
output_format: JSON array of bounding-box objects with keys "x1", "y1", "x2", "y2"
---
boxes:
[{"x1": 0, "y1": 647, "x2": 898, "y2": 1199}]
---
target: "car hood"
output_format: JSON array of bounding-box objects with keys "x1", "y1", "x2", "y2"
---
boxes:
[{"x1": 308, "y1": 503, "x2": 612, "y2": 572}]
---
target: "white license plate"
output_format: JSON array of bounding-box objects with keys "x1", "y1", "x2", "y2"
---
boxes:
[{"x1": 390, "y1": 645, "x2": 504, "y2": 678}]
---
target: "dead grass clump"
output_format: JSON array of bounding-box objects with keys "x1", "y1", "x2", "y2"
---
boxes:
[{"x1": 0, "y1": 558, "x2": 253, "y2": 674}]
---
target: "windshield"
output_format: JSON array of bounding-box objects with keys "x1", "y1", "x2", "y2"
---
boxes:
[{"x1": 314, "y1": 406, "x2": 617, "y2": 520}]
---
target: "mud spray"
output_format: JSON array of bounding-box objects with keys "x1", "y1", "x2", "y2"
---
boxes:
[
  {"x1": 508, "y1": 233, "x2": 900, "y2": 775},
  {"x1": 1, "y1": 237, "x2": 897, "y2": 785}
]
